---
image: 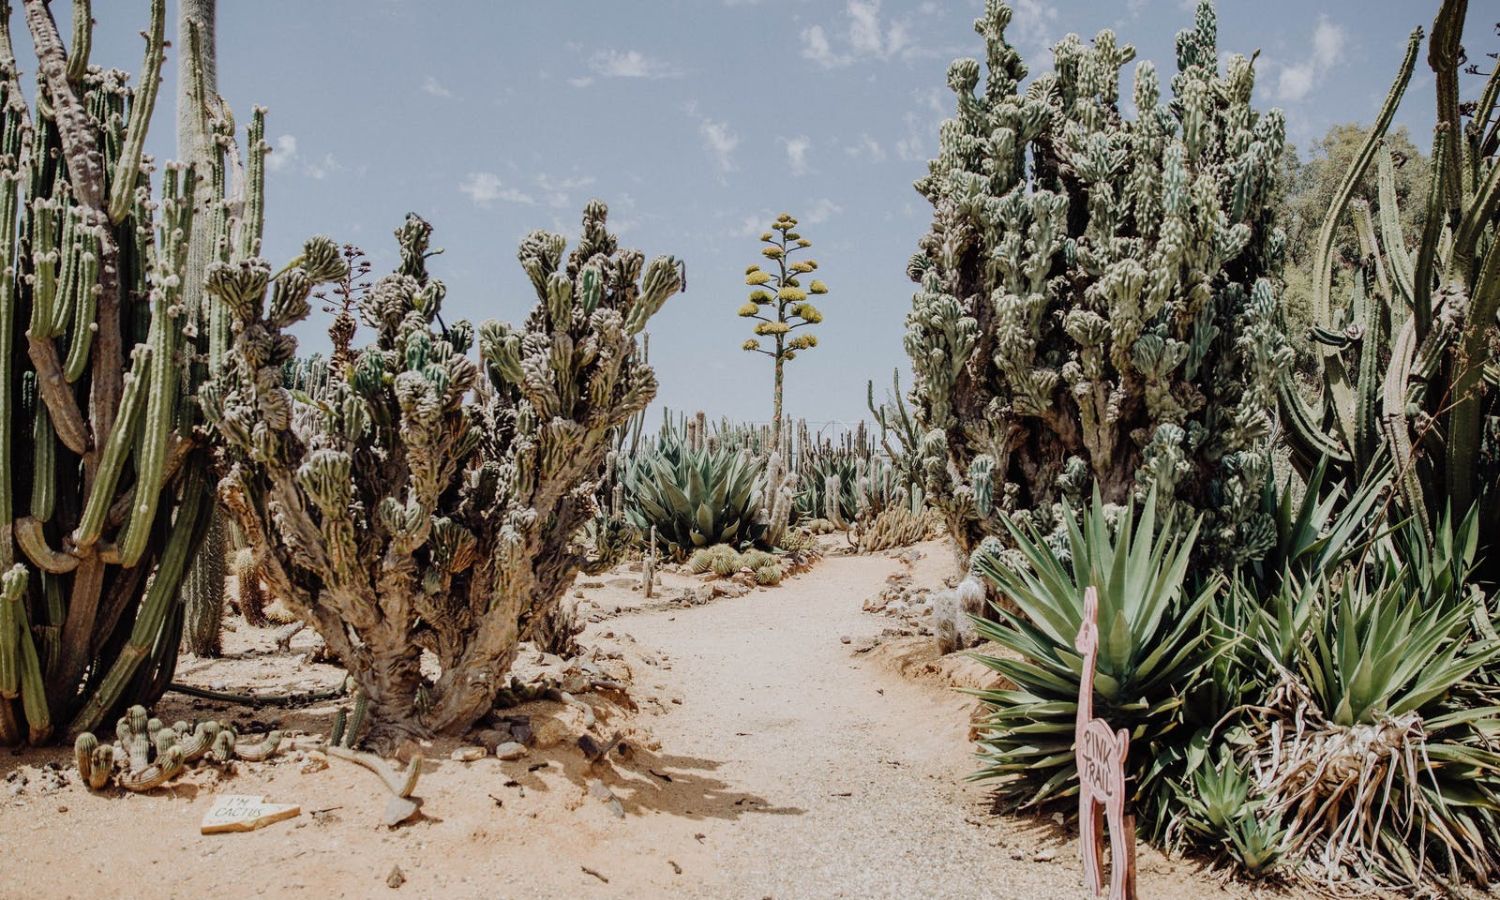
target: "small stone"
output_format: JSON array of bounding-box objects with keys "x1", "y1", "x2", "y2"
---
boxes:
[
  {"x1": 299, "y1": 751, "x2": 329, "y2": 774},
  {"x1": 840, "y1": 635, "x2": 852, "y2": 644},
  {"x1": 587, "y1": 778, "x2": 625, "y2": 819},
  {"x1": 1033, "y1": 848, "x2": 1057, "y2": 862},
  {"x1": 494, "y1": 742, "x2": 527, "y2": 761},
  {"x1": 383, "y1": 796, "x2": 421, "y2": 828},
  {"x1": 386, "y1": 865, "x2": 406, "y2": 888},
  {"x1": 450, "y1": 746, "x2": 487, "y2": 762},
  {"x1": 473, "y1": 729, "x2": 508, "y2": 751}
]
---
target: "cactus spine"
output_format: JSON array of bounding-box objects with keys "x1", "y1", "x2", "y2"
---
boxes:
[{"x1": 903, "y1": 0, "x2": 1290, "y2": 565}]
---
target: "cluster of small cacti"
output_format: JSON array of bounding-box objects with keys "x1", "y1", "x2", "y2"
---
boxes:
[
  {"x1": 930, "y1": 577, "x2": 987, "y2": 655},
  {"x1": 203, "y1": 200, "x2": 682, "y2": 744},
  {"x1": 687, "y1": 545, "x2": 785, "y2": 586},
  {"x1": 0, "y1": 0, "x2": 321, "y2": 744},
  {"x1": 853, "y1": 484, "x2": 938, "y2": 553},
  {"x1": 73, "y1": 704, "x2": 282, "y2": 792},
  {"x1": 903, "y1": 0, "x2": 1291, "y2": 566}
]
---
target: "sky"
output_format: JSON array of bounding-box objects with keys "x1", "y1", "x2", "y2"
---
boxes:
[{"x1": 16, "y1": 1, "x2": 1483, "y2": 432}]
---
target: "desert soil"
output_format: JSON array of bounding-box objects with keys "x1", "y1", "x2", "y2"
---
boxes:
[{"x1": 0, "y1": 540, "x2": 1303, "y2": 899}]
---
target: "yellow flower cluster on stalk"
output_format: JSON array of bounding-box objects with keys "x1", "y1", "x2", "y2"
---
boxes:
[{"x1": 736, "y1": 212, "x2": 829, "y2": 436}]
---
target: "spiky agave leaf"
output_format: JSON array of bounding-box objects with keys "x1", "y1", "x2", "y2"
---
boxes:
[{"x1": 969, "y1": 486, "x2": 1218, "y2": 818}]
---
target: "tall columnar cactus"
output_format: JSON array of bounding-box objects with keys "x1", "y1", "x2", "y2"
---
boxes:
[
  {"x1": 1279, "y1": 1, "x2": 1500, "y2": 567},
  {"x1": 177, "y1": 0, "x2": 229, "y2": 658},
  {"x1": 0, "y1": 0, "x2": 296, "y2": 744},
  {"x1": 740, "y1": 213, "x2": 828, "y2": 447},
  {"x1": 204, "y1": 203, "x2": 682, "y2": 746},
  {"x1": 903, "y1": 0, "x2": 1291, "y2": 565}
]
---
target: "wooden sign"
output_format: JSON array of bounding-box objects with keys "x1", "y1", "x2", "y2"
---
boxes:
[
  {"x1": 1075, "y1": 586, "x2": 1136, "y2": 899},
  {"x1": 201, "y1": 794, "x2": 301, "y2": 834}
]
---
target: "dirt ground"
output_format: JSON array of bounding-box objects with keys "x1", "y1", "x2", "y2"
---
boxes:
[{"x1": 0, "y1": 539, "x2": 1319, "y2": 899}]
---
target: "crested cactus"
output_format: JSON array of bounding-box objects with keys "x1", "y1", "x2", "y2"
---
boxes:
[
  {"x1": 0, "y1": 0, "x2": 309, "y2": 744},
  {"x1": 205, "y1": 202, "x2": 682, "y2": 746},
  {"x1": 740, "y1": 213, "x2": 829, "y2": 446},
  {"x1": 904, "y1": 0, "x2": 1291, "y2": 566}
]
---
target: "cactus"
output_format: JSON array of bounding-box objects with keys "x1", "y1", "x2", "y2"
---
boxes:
[
  {"x1": 740, "y1": 213, "x2": 829, "y2": 446},
  {"x1": 73, "y1": 703, "x2": 280, "y2": 792},
  {"x1": 0, "y1": 0, "x2": 314, "y2": 744},
  {"x1": 1278, "y1": 3, "x2": 1500, "y2": 568},
  {"x1": 205, "y1": 203, "x2": 682, "y2": 746},
  {"x1": 903, "y1": 0, "x2": 1291, "y2": 567}
]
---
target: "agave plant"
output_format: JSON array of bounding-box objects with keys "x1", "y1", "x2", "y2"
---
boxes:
[
  {"x1": 1174, "y1": 749, "x2": 1285, "y2": 877},
  {"x1": 971, "y1": 488, "x2": 1218, "y2": 816},
  {"x1": 1243, "y1": 509, "x2": 1500, "y2": 888},
  {"x1": 625, "y1": 442, "x2": 764, "y2": 556}
]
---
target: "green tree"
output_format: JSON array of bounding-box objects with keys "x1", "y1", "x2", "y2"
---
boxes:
[{"x1": 740, "y1": 213, "x2": 828, "y2": 447}]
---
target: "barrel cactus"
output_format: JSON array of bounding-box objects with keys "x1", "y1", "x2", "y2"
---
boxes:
[
  {"x1": 904, "y1": 0, "x2": 1291, "y2": 565},
  {"x1": 205, "y1": 202, "x2": 682, "y2": 746}
]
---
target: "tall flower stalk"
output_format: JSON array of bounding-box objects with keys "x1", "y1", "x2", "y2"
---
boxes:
[{"x1": 740, "y1": 213, "x2": 828, "y2": 447}]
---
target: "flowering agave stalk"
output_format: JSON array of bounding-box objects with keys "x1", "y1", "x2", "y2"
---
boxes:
[
  {"x1": 204, "y1": 203, "x2": 681, "y2": 746},
  {"x1": 740, "y1": 213, "x2": 828, "y2": 447}
]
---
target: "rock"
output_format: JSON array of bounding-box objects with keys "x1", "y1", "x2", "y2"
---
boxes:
[
  {"x1": 1033, "y1": 848, "x2": 1057, "y2": 862},
  {"x1": 587, "y1": 778, "x2": 625, "y2": 819},
  {"x1": 393, "y1": 739, "x2": 425, "y2": 764},
  {"x1": 473, "y1": 729, "x2": 508, "y2": 751},
  {"x1": 386, "y1": 865, "x2": 406, "y2": 888},
  {"x1": 450, "y1": 746, "x2": 487, "y2": 763},
  {"x1": 840, "y1": 635, "x2": 852, "y2": 644},
  {"x1": 383, "y1": 796, "x2": 421, "y2": 828},
  {"x1": 299, "y1": 751, "x2": 329, "y2": 774},
  {"x1": 494, "y1": 742, "x2": 527, "y2": 761}
]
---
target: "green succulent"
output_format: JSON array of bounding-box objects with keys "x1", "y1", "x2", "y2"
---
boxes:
[
  {"x1": 970, "y1": 487, "x2": 1217, "y2": 817},
  {"x1": 626, "y1": 441, "x2": 765, "y2": 556}
]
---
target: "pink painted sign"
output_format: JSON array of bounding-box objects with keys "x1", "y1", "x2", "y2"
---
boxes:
[{"x1": 1075, "y1": 586, "x2": 1137, "y2": 900}]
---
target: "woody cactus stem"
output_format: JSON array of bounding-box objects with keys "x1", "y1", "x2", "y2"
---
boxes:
[
  {"x1": 904, "y1": 0, "x2": 1291, "y2": 564},
  {"x1": 0, "y1": 0, "x2": 305, "y2": 744},
  {"x1": 740, "y1": 214, "x2": 828, "y2": 448},
  {"x1": 1278, "y1": 2, "x2": 1500, "y2": 560},
  {"x1": 206, "y1": 202, "x2": 682, "y2": 747}
]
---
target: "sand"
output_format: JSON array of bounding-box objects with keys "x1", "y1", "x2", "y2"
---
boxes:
[{"x1": 0, "y1": 540, "x2": 1317, "y2": 899}]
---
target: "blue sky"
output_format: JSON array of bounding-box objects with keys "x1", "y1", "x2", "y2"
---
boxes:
[{"x1": 34, "y1": 1, "x2": 1474, "y2": 430}]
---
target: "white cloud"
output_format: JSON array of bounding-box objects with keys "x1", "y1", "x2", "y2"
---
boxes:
[
  {"x1": 781, "y1": 136, "x2": 812, "y2": 175},
  {"x1": 589, "y1": 49, "x2": 680, "y2": 80},
  {"x1": 1009, "y1": 0, "x2": 1059, "y2": 55},
  {"x1": 1275, "y1": 17, "x2": 1346, "y2": 102},
  {"x1": 699, "y1": 118, "x2": 740, "y2": 172},
  {"x1": 804, "y1": 198, "x2": 842, "y2": 224},
  {"x1": 421, "y1": 75, "x2": 452, "y2": 98},
  {"x1": 845, "y1": 133, "x2": 887, "y2": 163},
  {"x1": 303, "y1": 153, "x2": 341, "y2": 180},
  {"x1": 266, "y1": 134, "x2": 298, "y2": 172},
  {"x1": 536, "y1": 173, "x2": 597, "y2": 208},
  {"x1": 568, "y1": 76, "x2": 594, "y2": 88},
  {"x1": 801, "y1": 0, "x2": 915, "y2": 68},
  {"x1": 459, "y1": 172, "x2": 535, "y2": 207}
]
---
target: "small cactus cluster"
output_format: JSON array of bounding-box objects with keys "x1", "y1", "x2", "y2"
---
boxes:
[
  {"x1": 853, "y1": 484, "x2": 938, "y2": 553},
  {"x1": 687, "y1": 545, "x2": 785, "y2": 586},
  {"x1": 204, "y1": 201, "x2": 682, "y2": 744},
  {"x1": 904, "y1": 0, "x2": 1291, "y2": 566},
  {"x1": 73, "y1": 704, "x2": 282, "y2": 792}
]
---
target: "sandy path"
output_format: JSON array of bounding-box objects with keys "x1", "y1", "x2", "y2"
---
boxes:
[
  {"x1": 607, "y1": 549, "x2": 1056, "y2": 898},
  {"x1": 0, "y1": 547, "x2": 1270, "y2": 899}
]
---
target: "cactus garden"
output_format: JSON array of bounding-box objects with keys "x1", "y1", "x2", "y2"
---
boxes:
[{"x1": 0, "y1": 0, "x2": 1496, "y2": 897}]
